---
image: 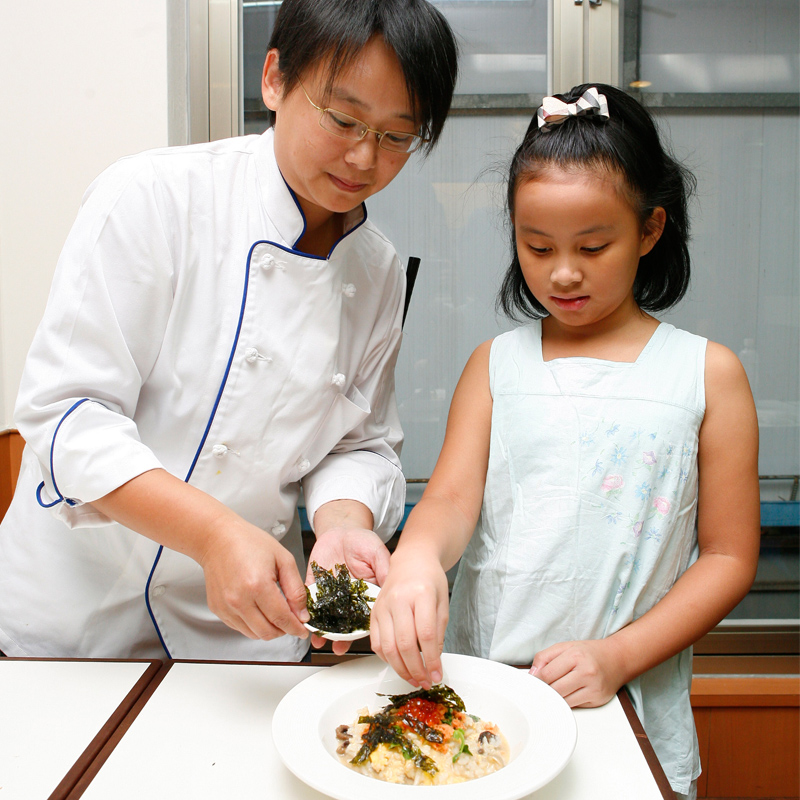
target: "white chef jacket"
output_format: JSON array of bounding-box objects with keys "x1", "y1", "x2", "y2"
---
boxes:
[{"x1": 0, "y1": 129, "x2": 406, "y2": 660}]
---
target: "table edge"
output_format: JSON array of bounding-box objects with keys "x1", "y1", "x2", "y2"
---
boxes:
[
  {"x1": 60, "y1": 661, "x2": 172, "y2": 800},
  {"x1": 23, "y1": 659, "x2": 163, "y2": 800},
  {"x1": 617, "y1": 688, "x2": 676, "y2": 800}
]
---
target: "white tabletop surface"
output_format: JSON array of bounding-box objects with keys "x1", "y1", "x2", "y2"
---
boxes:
[
  {"x1": 78, "y1": 661, "x2": 667, "y2": 800},
  {"x1": 0, "y1": 659, "x2": 154, "y2": 800}
]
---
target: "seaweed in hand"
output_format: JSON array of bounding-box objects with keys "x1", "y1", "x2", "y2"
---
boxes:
[{"x1": 305, "y1": 561, "x2": 374, "y2": 633}]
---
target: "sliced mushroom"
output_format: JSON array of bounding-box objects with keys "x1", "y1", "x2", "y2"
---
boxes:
[
  {"x1": 335, "y1": 724, "x2": 352, "y2": 755},
  {"x1": 335, "y1": 724, "x2": 350, "y2": 741},
  {"x1": 478, "y1": 730, "x2": 497, "y2": 745}
]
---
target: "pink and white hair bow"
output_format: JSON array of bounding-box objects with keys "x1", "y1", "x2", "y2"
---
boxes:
[{"x1": 536, "y1": 87, "x2": 610, "y2": 131}]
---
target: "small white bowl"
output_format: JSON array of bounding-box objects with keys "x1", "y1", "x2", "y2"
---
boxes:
[{"x1": 304, "y1": 580, "x2": 381, "y2": 641}]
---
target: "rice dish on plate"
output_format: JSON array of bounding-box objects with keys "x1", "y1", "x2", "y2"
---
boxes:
[{"x1": 335, "y1": 684, "x2": 509, "y2": 786}]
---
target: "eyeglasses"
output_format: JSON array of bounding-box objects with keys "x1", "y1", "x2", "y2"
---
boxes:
[{"x1": 298, "y1": 80, "x2": 427, "y2": 155}]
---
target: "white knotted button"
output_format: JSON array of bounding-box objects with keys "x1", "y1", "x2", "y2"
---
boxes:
[
  {"x1": 212, "y1": 444, "x2": 240, "y2": 458},
  {"x1": 331, "y1": 373, "x2": 346, "y2": 388},
  {"x1": 245, "y1": 347, "x2": 272, "y2": 364},
  {"x1": 271, "y1": 523, "x2": 286, "y2": 536},
  {"x1": 151, "y1": 585, "x2": 166, "y2": 598},
  {"x1": 258, "y1": 251, "x2": 285, "y2": 271},
  {"x1": 297, "y1": 458, "x2": 310, "y2": 473},
  {"x1": 342, "y1": 283, "x2": 357, "y2": 297}
]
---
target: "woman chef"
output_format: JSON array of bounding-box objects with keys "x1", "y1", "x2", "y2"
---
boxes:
[{"x1": 0, "y1": 0, "x2": 458, "y2": 660}]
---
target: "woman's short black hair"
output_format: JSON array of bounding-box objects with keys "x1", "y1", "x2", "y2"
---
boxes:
[
  {"x1": 266, "y1": 0, "x2": 459, "y2": 155},
  {"x1": 498, "y1": 83, "x2": 696, "y2": 321}
]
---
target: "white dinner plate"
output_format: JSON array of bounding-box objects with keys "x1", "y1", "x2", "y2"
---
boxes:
[
  {"x1": 272, "y1": 653, "x2": 577, "y2": 800},
  {"x1": 304, "y1": 581, "x2": 381, "y2": 641}
]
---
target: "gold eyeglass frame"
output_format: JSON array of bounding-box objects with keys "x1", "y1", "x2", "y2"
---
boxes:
[{"x1": 297, "y1": 79, "x2": 427, "y2": 154}]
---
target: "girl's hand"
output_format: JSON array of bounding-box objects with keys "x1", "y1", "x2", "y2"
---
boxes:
[
  {"x1": 369, "y1": 550, "x2": 450, "y2": 689},
  {"x1": 306, "y1": 526, "x2": 391, "y2": 655},
  {"x1": 530, "y1": 638, "x2": 627, "y2": 708}
]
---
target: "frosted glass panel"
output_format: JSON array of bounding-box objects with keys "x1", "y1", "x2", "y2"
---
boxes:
[
  {"x1": 241, "y1": 1, "x2": 548, "y2": 109},
  {"x1": 654, "y1": 110, "x2": 799, "y2": 479},
  {"x1": 371, "y1": 111, "x2": 800, "y2": 494},
  {"x1": 636, "y1": 0, "x2": 799, "y2": 93},
  {"x1": 432, "y1": 0, "x2": 548, "y2": 95},
  {"x1": 369, "y1": 117, "x2": 527, "y2": 493}
]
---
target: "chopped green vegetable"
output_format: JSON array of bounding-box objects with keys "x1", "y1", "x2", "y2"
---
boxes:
[
  {"x1": 305, "y1": 562, "x2": 374, "y2": 633},
  {"x1": 452, "y1": 727, "x2": 472, "y2": 762}
]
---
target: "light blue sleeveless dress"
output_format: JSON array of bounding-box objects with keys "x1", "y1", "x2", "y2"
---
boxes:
[{"x1": 445, "y1": 321, "x2": 705, "y2": 794}]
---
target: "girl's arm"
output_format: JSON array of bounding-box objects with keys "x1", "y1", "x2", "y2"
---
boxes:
[
  {"x1": 370, "y1": 340, "x2": 494, "y2": 687},
  {"x1": 533, "y1": 342, "x2": 761, "y2": 707}
]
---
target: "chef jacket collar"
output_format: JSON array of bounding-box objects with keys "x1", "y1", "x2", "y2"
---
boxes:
[{"x1": 255, "y1": 128, "x2": 367, "y2": 258}]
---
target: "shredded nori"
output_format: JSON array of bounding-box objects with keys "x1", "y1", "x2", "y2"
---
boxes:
[
  {"x1": 380, "y1": 685, "x2": 466, "y2": 714},
  {"x1": 351, "y1": 712, "x2": 438, "y2": 775},
  {"x1": 305, "y1": 561, "x2": 374, "y2": 633},
  {"x1": 347, "y1": 685, "x2": 469, "y2": 776}
]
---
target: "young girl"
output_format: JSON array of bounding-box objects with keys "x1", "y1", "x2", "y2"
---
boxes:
[
  {"x1": 371, "y1": 84, "x2": 760, "y2": 798},
  {"x1": 0, "y1": 0, "x2": 458, "y2": 661}
]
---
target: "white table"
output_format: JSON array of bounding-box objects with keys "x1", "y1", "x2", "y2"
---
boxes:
[
  {"x1": 0, "y1": 658, "x2": 161, "y2": 800},
  {"x1": 73, "y1": 661, "x2": 673, "y2": 800}
]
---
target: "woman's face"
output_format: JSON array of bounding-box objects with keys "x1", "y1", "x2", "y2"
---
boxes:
[
  {"x1": 513, "y1": 167, "x2": 664, "y2": 336},
  {"x1": 262, "y1": 36, "x2": 418, "y2": 232}
]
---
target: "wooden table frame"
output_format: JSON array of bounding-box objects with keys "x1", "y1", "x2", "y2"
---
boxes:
[{"x1": 1, "y1": 657, "x2": 162, "y2": 800}]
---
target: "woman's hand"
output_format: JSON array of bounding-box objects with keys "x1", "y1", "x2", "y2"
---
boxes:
[
  {"x1": 369, "y1": 550, "x2": 450, "y2": 689},
  {"x1": 198, "y1": 517, "x2": 311, "y2": 641},
  {"x1": 92, "y1": 468, "x2": 311, "y2": 642},
  {"x1": 530, "y1": 637, "x2": 627, "y2": 708},
  {"x1": 306, "y1": 526, "x2": 391, "y2": 587},
  {"x1": 307, "y1": 500, "x2": 390, "y2": 655}
]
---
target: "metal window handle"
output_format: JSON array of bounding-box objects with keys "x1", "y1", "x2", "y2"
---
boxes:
[{"x1": 574, "y1": 0, "x2": 602, "y2": 5}]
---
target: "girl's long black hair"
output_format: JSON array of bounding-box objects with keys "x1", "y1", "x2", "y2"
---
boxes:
[{"x1": 498, "y1": 83, "x2": 696, "y2": 321}]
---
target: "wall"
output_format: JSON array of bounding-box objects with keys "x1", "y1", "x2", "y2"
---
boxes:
[{"x1": 0, "y1": 0, "x2": 170, "y2": 429}]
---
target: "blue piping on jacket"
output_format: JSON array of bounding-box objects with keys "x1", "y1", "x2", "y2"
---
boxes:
[
  {"x1": 144, "y1": 185, "x2": 368, "y2": 657},
  {"x1": 35, "y1": 398, "x2": 91, "y2": 509}
]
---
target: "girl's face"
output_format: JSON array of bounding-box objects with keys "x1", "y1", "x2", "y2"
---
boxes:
[
  {"x1": 262, "y1": 36, "x2": 417, "y2": 232},
  {"x1": 513, "y1": 167, "x2": 664, "y2": 335}
]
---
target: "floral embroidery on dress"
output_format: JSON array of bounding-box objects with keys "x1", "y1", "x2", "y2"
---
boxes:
[
  {"x1": 610, "y1": 579, "x2": 630, "y2": 615},
  {"x1": 635, "y1": 481, "x2": 652, "y2": 500},
  {"x1": 642, "y1": 450, "x2": 657, "y2": 468},
  {"x1": 602, "y1": 474, "x2": 625, "y2": 497},
  {"x1": 606, "y1": 423, "x2": 620, "y2": 437},
  {"x1": 645, "y1": 527, "x2": 663, "y2": 543},
  {"x1": 611, "y1": 445, "x2": 627, "y2": 465},
  {"x1": 652, "y1": 496, "x2": 671, "y2": 516}
]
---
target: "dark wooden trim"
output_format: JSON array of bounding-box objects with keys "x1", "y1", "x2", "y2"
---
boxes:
[
  {"x1": 617, "y1": 688, "x2": 676, "y2": 800},
  {"x1": 0, "y1": 428, "x2": 24, "y2": 522},
  {"x1": 691, "y1": 676, "x2": 800, "y2": 708},
  {"x1": 62, "y1": 660, "x2": 171, "y2": 800}
]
